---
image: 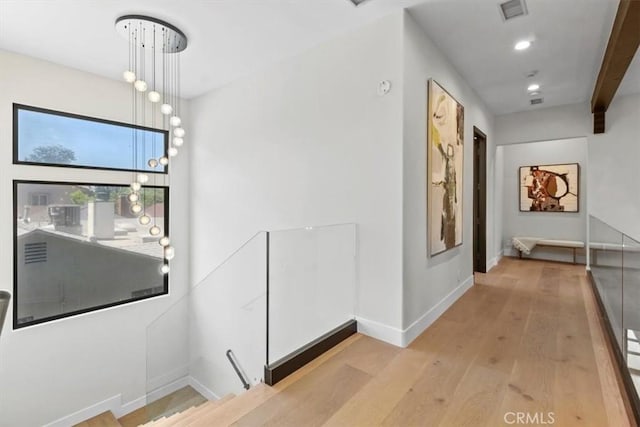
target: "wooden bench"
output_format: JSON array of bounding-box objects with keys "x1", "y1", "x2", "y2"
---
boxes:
[{"x1": 512, "y1": 237, "x2": 585, "y2": 264}]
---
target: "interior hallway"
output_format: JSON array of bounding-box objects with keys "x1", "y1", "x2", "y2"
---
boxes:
[{"x1": 222, "y1": 258, "x2": 635, "y2": 427}]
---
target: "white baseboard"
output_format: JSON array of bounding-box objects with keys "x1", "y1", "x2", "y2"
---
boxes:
[
  {"x1": 44, "y1": 376, "x2": 193, "y2": 426},
  {"x1": 188, "y1": 375, "x2": 220, "y2": 401},
  {"x1": 401, "y1": 275, "x2": 474, "y2": 347},
  {"x1": 487, "y1": 250, "x2": 503, "y2": 271},
  {"x1": 116, "y1": 376, "x2": 190, "y2": 418},
  {"x1": 355, "y1": 315, "x2": 404, "y2": 347},
  {"x1": 357, "y1": 275, "x2": 474, "y2": 348},
  {"x1": 43, "y1": 395, "x2": 121, "y2": 427}
]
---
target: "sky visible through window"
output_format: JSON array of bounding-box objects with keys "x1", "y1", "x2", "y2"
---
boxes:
[{"x1": 17, "y1": 108, "x2": 166, "y2": 172}]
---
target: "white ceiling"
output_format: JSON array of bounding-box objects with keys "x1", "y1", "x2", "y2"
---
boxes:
[
  {"x1": 0, "y1": 0, "x2": 422, "y2": 99},
  {"x1": 0, "y1": 0, "x2": 638, "y2": 115},
  {"x1": 409, "y1": 0, "x2": 630, "y2": 114}
]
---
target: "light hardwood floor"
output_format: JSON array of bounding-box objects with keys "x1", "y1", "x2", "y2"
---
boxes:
[
  {"x1": 91, "y1": 257, "x2": 636, "y2": 426},
  {"x1": 228, "y1": 258, "x2": 635, "y2": 426}
]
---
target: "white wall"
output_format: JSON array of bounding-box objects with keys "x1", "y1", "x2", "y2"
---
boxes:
[
  {"x1": 499, "y1": 138, "x2": 588, "y2": 262},
  {"x1": 494, "y1": 93, "x2": 640, "y2": 244},
  {"x1": 189, "y1": 14, "x2": 405, "y2": 334},
  {"x1": 588, "y1": 93, "x2": 640, "y2": 242},
  {"x1": 0, "y1": 50, "x2": 190, "y2": 426},
  {"x1": 401, "y1": 12, "x2": 496, "y2": 334}
]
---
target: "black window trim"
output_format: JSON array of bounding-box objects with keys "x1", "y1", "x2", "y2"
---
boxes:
[
  {"x1": 13, "y1": 179, "x2": 170, "y2": 330},
  {"x1": 13, "y1": 103, "x2": 169, "y2": 175}
]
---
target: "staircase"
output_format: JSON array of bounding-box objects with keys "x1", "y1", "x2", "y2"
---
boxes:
[{"x1": 76, "y1": 384, "x2": 276, "y2": 427}]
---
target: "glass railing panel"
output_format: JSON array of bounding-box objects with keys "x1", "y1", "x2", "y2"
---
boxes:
[
  {"x1": 623, "y1": 234, "x2": 640, "y2": 395},
  {"x1": 189, "y1": 232, "x2": 267, "y2": 397},
  {"x1": 146, "y1": 295, "x2": 192, "y2": 420},
  {"x1": 146, "y1": 232, "x2": 267, "y2": 420},
  {"x1": 589, "y1": 215, "x2": 624, "y2": 349},
  {"x1": 268, "y1": 223, "x2": 357, "y2": 365}
]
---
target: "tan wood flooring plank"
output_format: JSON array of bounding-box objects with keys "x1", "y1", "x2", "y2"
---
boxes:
[
  {"x1": 272, "y1": 333, "x2": 362, "y2": 392},
  {"x1": 233, "y1": 364, "x2": 371, "y2": 427},
  {"x1": 188, "y1": 383, "x2": 277, "y2": 427},
  {"x1": 164, "y1": 394, "x2": 235, "y2": 427},
  {"x1": 118, "y1": 386, "x2": 206, "y2": 427},
  {"x1": 74, "y1": 411, "x2": 121, "y2": 427}
]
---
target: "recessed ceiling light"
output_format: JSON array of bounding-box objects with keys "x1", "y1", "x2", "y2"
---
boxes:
[
  {"x1": 529, "y1": 91, "x2": 540, "y2": 96},
  {"x1": 515, "y1": 40, "x2": 531, "y2": 51},
  {"x1": 527, "y1": 83, "x2": 540, "y2": 91}
]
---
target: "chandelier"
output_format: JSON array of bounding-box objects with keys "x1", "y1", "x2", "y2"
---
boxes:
[{"x1": 115, "y1": 15, "x2": 188, "y2": 273}]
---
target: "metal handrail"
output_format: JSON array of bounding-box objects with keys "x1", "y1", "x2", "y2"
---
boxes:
[
  {"x1": 226, "y1": 349, "x2": 250, "y2": 390},
  {"x1": 0, "y1": 291, "x2": 11, "y2": 336}
]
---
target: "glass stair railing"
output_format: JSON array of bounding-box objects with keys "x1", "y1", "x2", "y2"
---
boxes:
[
  {"x1": 145, "y1": 223, "x2": 357, "y2": 421},
  {"x1": 589, "y1": 215, "x2": 640, "y2": 412}
]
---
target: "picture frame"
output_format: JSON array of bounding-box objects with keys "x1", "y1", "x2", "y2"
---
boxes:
[
  {"x1": 518, "y1": 163, "x2": 580, "y2": 212},
  {"x1": 427, "y1": 79, "x2": 464, "y2": 257}
]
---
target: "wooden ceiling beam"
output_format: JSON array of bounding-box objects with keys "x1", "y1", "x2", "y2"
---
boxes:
[{"x1": 591, "y1": 0, "x2": 640, "y2": 134}]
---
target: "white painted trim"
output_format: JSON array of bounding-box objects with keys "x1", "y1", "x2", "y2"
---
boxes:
[
  {"x1": 44, "y1": 376, "x2": 193, "y2": 425},
  {"x1": 356, "y1": 275, "x2": 474, "y2": 348},
  {"x1": 355, "y1": 315, "x2": 404, "y2": 347},
  {"x1": 43, "y1": 395, "x2": 121, "y2": 427},
  {"x1": 487, "y1": 250, "x2": 503, "y2": 271},
  {"x1": 188, "y1": 375, "x2": 220, "y2": 401},
  {"x1": 401, "y1": 275, "x2": 474, "y2": 347},
  {"x1": 116, "y1": 376, "x2": 190, "y2": 418}
]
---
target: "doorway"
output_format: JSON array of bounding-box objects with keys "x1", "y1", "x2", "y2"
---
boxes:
[{"x1": 473, "y1": 127, "x2": 487, "y2": 273}]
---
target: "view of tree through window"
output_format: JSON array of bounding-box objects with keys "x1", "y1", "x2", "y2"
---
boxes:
[
  {"x1": 14, "y1": 181, "x2": 168, "y2": 328},
  {"x1": 13, "y1": 104, "x2": 170, "y2": 329},
  {"x1": 14, "y1": 104, "x2": 167, "y2": 172}
]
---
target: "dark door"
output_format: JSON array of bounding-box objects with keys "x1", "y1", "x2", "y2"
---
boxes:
[{"x1": 473, "y1": 127, "x2": 487, "y2": 273}]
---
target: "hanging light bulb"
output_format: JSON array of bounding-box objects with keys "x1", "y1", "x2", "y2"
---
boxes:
[
  {"x1": 131, "y1": 203, "x2": 143, "y2": 214},
  {"x1": 148, "y1": 158, "x2": 159, "y2": 168},
  {"x1": 160, "y1": 104, "x2": 173, "y2": 115},
  {"x1": 138, "y1": 173, "x2": 149, "y2": 183},
  {"x1": 160, "y1": 264, "x2": 170, "y2": 274},
  {"x1": 134, "y1": 80, "x2": 148, "y2": 92},
  {"x1": 128, "y1": 192, "x2": 139, "y2": 202},
  {"x1": 164, "y1": 245, "x2": 175, "y2": 260},
  {"x1": 159, "y1": 156, "x2": 169, "y2": 166},
  {"x1": 168, "y1": 147, "x2": 178, "y2": 157},
  {"x1": 131, "y1": 182, "x2": 141, "y2": 191},
  {"x1": 139, "y1": 214, "x2": 151, "y2": 225},
  {"x1": 173, "y1": 137, "x2": 184, "y2": 147},
  {"x1": 169, "y1": 116, "x2": 181, "y2": 127},
  {"x1": 173, "y1": 127, "x2": 185, "y2": 138},
  {"x1": 159, "y1": 236, "x2": 170, "y2": 247},
  {"x1": 123, "y1": 70, "x2": 136, "y2": 83},
  {"x1": 149, "y1": 225, "x2": 161, "y2": 236},
  {"x1": 148, "y1": 91, "x2": 161, "y2": 103}
]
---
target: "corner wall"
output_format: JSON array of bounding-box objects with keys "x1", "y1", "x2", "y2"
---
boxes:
[
  {"x1": 495, "y1": 93, "x2": 640, "y2": 245},
  {"x1": 499, "y1": 138, "x2": 588, "y2": 262},
  {"x1": 401, "y1": 11, "x2": 496, "y2": 341},
  {"x1": 0, "y1": 50, "x2": 190, "y2": 426},
  {"x1": 188, "y1": 14, "x2": 405, "y2": 336}
]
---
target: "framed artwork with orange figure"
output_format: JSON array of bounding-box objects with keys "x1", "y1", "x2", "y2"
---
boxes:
[{"x1": 519, "y1": 163, "x2": 579, "y2": 212}]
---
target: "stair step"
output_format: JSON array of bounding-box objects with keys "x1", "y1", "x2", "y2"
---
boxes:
[
  {"x1": 73, "y1": 411, "x2": 121, "y2": 427},
  {"x1": 119, "y1": 386, "x2": 207, "y2": 427},
  {"x1": 189, "y1": 384, "x2": 277, "y2": 426},
  {"x1": 157, "y1": 394, "x2": 235, "y2": 427}
]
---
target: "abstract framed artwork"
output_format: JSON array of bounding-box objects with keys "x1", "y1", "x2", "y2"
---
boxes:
[
  {"x1": 427, "y1": 79, "x2": 464, "y2": 257},
  {"x1": 519, "y1": 163, "x2": 579, "y2": 212}
]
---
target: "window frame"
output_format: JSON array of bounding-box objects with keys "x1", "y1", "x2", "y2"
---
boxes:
[
  {"x1": 13, "y1": 103, "x2": 170, "y2": 174},
  {"x1": 13, "y1": 179, "x2": 170, "y2": 329}
]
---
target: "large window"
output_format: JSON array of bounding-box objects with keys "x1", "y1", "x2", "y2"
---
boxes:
[
  {"x1": 13, "y1": 105, "x2": 170, "y2": 329},
  {"x1": 14, "y1": 104, "x2": 168, "y2": 173}
]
